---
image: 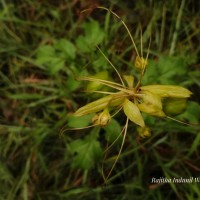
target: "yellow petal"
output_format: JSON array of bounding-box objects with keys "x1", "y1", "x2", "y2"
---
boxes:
[
  {"x1": 140, "y1": 85, "x2": 192, "y2": 98},
  {"x1": 74, "y1": 95, "x2": 112, "y2": 116},
  {"x1": 137, "y1": 91, "x2": 166, "y2": 117},
  {"x1": 123, "y1": 75, "x2": 134, "y2": 88},
  {"x1": 74, "y1": 92, "x2": 124, "y2": 116},
  {"x1": 123, "y1": 98, "x2": 145, "y2": 127}
]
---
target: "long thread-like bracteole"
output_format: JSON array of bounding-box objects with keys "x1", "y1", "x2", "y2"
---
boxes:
[
  {"x1": 96, "y1": 45, "x2": 125, "y2": 87},
  {"x1": 97, "y1": 6, "x2": 140, "y2": 57},
  {"x1": 77, "y1": 76, "x2": 136, "y2": 95},
  {"x1": 166, "y1": 116, "x2": 200, "y2": 127},
  {"x1": 103, "y1": 118, "x2": 129, "y2": 182}
]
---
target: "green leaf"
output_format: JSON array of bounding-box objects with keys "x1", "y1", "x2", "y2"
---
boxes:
[
  {"x1": 84, "y1": 20, "x2": 104, "y2": 45},
  {"x1": 65, "y1": 77, "x2": 80, "y2": 92},
  {"x1": 76, "y1": 35, "x2": 91, "y2": 53},
  {"x1": 157, "y1": 56, "x2": 188, "y2": 84},
  {"x1": 48, "y1": 58, "x2": 65, "y2": 74},
  {"x1": 35, "y1": 44, "x2": 65, "y2": 74},
  {"x1": 36, "y1": 45, "x2": 55, "y2": 60},
  {"x1": 55, "y1": 39, "x2": 76, "y2": 59},
  {"x1": 104, "y1": 119, "x2": 122, "y2": 145},
  {"x1": 76, "y1": 20, "x2": 105, "y2": 53},
  {"x1": 92, "y1": 54, "x2": 109, "y2": 70},
  {"x1": 177, "y1": 101, "x2": 200, "y2": 123},
  {"x1": 143, "y1": 55, "x2": 189, "y2": 85},
  {"x1": 69, "y1": 128, "x2": 102, "y2": 170}
]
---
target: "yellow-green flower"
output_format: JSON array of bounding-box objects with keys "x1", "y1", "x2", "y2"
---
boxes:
[
  {"x1": 72, "y1": 8, "x2": 192, "y2": 138},
  {"x1": 74, "y1": 74, "x2": 192, "y2": 136}
]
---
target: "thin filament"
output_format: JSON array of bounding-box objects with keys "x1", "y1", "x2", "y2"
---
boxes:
[
  {"x1": 97, "y1": 6, "x2": 140, "y2": 57},
  {"x1": 103, "y1": 118, "x2": 129, "y2": 182},
  {"x1": 97, "y1": 46, "x2": 125, "y2": 87}
]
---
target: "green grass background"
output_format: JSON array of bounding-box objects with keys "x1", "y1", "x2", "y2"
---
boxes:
[{"x1": 0, "y1": 0, "x2": 200, "y2": 199}]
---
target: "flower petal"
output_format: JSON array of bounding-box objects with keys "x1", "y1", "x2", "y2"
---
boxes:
[
  {"x1": 74, "y1": 92, "x2": 124, "y2": 117},
  {"x1": 137, "y1": 91, "x2": 166, "y2": 117},
  {"x1": 74, "y1": 95, "x2": 112, "y2": 116},
  {"x1": 123, "y1": 75, "x2": 134, "y2": 88},
  {"x1": 140, "y1": 85, "x2": 192, "y2": 98},
  {"x1": 123, "y1": 98, "x2": 145, "y2": 127}
]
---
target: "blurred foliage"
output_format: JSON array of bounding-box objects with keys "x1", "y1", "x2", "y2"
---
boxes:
[{"x1": 0, "y1": 0, "x2": 200, "y2": 199}]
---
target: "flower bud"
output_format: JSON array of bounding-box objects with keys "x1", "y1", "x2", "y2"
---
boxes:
[
  {"x1": 163, "y1": 98, "x2": 187, "y2": 116},
  {"x1": 91, "y1": 114, "x2": 99, "y2": 125},
  {"x1": 137, "y1": 126, "x2": 151, "y2": 138},
  {"x1": 135, "y1": 56, "x2": 148, "y2": 70},
  {"x1": 92, "y1": 108, "x2": 111, "y2": 127}
]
